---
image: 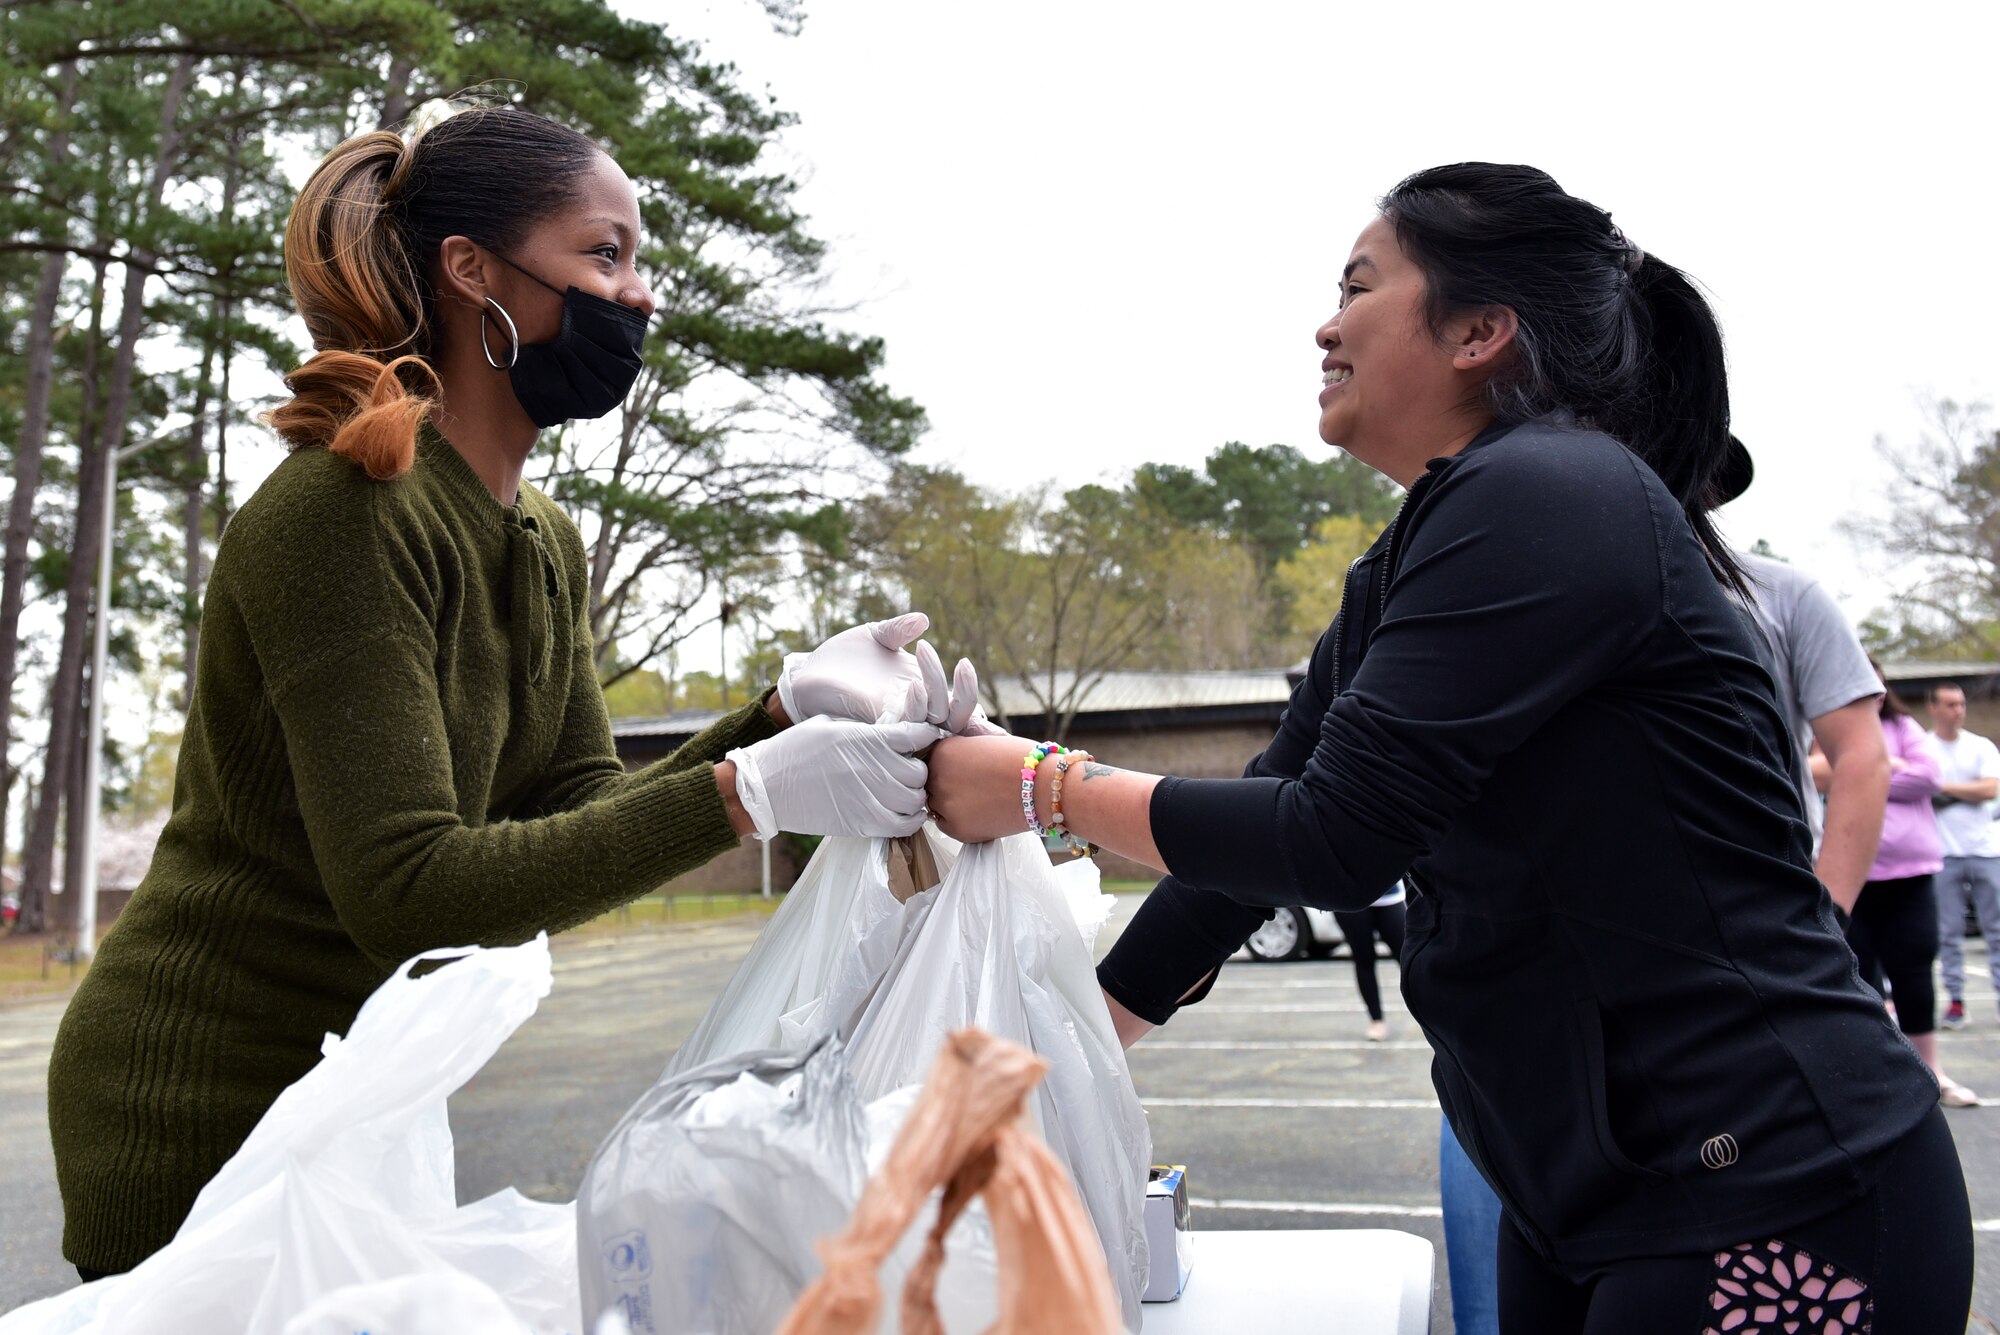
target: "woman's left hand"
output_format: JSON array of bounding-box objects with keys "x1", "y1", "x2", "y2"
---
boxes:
[{"x1": 927, "y1": 733, "x2": 1041, "y2": 844}]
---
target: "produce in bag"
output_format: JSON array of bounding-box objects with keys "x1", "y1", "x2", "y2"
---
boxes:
[
  {"x1": 776, "y1": 1028, "x2": 1123, "y2": 1335},
  {"x1": 0, "y1": 938, "x2": 576, "y2": 1335}
]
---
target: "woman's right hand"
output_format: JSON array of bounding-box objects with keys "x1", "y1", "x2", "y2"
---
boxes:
[
  {"x1": 774, "y1": 612, "x2": 994, "y2": 733},
  {"x1": 725, "y1": 717, "x2": 944, "y2": 838}
]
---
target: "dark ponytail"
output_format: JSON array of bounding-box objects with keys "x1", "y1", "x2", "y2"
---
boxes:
[
  {"x1": 268, "y1": 101, "x2": 605, "y2": 478},
  {"x1": 1380, "y1": 163, "x2": 1743, "y2": 592}
]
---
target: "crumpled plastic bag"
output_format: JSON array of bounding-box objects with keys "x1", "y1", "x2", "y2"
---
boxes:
[
  {"x1": 666, "y1": 836, "x2": 957, "y2": 1068},
  {"x1": 0, "y1": 937, "x2": 577, "y2": 1335},
  {"x1": 634, "y1": 828, "x2": 1150, "y2": 1332}
]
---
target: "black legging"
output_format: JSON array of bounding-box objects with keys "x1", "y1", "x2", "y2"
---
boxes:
[
  {"x1": 1847, "y1": 874, "x2": 1939, "y2": 1036},
  {"x1": 1496, "y1": 1104, "x2": 1971, "y2": 1333},
  {"x1": 1334, "y1": 900, "x2": 1407, "y2": 1021}
]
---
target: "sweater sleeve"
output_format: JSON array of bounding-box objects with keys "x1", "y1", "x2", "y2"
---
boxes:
[
  {"x1": 1886, "y1": 718, "x2": 1943, "y2": 802},
  {"x1": 227, "y1": 467, "x2": 749, "y2": 969},
  {"x1": 1146, "y1": 440, "x2": 1658, "y2": 916},
  {"x1": 269, "y1": 628, "x2": 747, "y2": 969}
]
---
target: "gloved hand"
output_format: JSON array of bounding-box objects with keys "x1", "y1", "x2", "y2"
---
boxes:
[
  {"x1": 777, "y1": 614, "x2": 932, "y2": 726},
  {"x1": 913, "y1": 642, "x2": 1006, "y2": 735},
  {"x1": 727, "y1": 717, "x2": 945, "y2": 839},
  {"x1": 777, "y1": 612, "x2": 999, "y2": 734}
]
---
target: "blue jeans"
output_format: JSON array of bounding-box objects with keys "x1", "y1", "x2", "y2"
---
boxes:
[{"x1": 1440, "y1": 1118, "x2": 1501, "y2": 1335}]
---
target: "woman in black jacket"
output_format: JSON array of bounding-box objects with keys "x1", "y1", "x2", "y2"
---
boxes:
[{"x1": 926, "y1": 164, "x2": 1971, "y2": 1333}]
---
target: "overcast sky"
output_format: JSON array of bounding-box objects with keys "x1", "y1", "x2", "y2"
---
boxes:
[{"x1": 642, "y1": 0, "x2": 1999, "y2": 619}]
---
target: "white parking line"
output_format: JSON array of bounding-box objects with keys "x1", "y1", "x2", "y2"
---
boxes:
[
  {"x1": 1198, "y1": 1004, "x2": 1401, "y2": 1014},
  {"x1": 1143, "y1": 1097, "x2": 1440, "y2": 1110},
  {"x1": 1976, "y1": 1219, "x2": 2000, "y2": 1234},
  {"x1": 1142, "y1": 1040, "x2": 1433, "y2": 1052},
  {"x1": 1192, "y1": 1197, "x2": 1445, "y2": 1219},
  {"x1": 1212, "y1": 978, "x2": 1386, "y2": 990}
]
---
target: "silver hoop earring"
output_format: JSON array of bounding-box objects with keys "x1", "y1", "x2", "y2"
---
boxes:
[{"x1": 481, "y1": 296, "x2": 520, "y2": 370}]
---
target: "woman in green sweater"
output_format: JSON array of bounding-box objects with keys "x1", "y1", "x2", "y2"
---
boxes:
[{"x1": 47, "y1": 102, "x2": 952, "y2": 1278}]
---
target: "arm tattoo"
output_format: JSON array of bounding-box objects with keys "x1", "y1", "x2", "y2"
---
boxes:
[{"x1": 1080, "y1": 762, "x2": 1121, "y2": 781}]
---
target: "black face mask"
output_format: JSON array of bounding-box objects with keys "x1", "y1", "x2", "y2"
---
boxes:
[{"x1": 486, "y1": 254, "x2": 649, "y2": 429}]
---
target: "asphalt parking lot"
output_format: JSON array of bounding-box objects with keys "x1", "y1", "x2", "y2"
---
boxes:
[{"x1": 2, "y1": 895, "x2": 1996, "y2": 1329}]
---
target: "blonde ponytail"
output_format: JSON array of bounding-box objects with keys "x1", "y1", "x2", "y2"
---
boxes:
[{"x1": 265, "y1": 130, "x2": 435, "y2": 479}]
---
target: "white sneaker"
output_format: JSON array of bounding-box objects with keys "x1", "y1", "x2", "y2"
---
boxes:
[
  {"x1": 1939, "y1": 1078, "x2": 1981, "y2": 1108},
  {"x1": 1365, "y1": 1019, "x2": 1388, "y2": 1043}
]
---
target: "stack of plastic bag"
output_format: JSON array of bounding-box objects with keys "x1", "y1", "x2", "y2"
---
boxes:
[
  {"x1": 0, "y1": 937, "x2": 577, "y2": 1335},
  {"x1": 591, "y1": 828, "x2": 1150, "y2": 1333}
]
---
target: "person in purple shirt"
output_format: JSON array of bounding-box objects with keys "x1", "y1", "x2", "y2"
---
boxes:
[{"x1": 1818, "y1": 661, "x2": 1978, "y2": 1105}]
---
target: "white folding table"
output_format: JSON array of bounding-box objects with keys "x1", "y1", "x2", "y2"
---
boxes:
[{"x1": 1140, "y1": 1229, "x2": 1434, "y2": 1335}]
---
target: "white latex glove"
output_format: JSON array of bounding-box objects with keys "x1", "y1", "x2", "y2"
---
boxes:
[
  {"x1": 776, "y1": 614, "x2": 933, "y2": 726},
  {"x1": 726, "y1": 717, "x2": 945, "y2": 839},
  {"x1": 912, "y1": 642, "x2": 1004, "y2": 734}
]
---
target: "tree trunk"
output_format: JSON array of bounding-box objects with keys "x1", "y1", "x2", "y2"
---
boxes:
[
  {"x1": 0, "y1": 62, "x2": 78, "y2": 932},
  {"x1": 20, "y1": 56, "x2": 194, "y2": 923},
  {"x1": 58, "y1": 664, "x2": 91, "y2": 935},
  {"x1": 19, "y1": 256, "x2": 109, "y2": 931},
  {"x1": 180, "y1": 332, "x2": 214, "y2": 709},
  {"x1": 180, "y1": 115, "x2": 245, "y2": 703},
  {"x1": 379, "y1": 56, "x2": 415, "y2": 129},
  {"x1": 213, "y1": 321, "x2": 233, "y2": 533}
]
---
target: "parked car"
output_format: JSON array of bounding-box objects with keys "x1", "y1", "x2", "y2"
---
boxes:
[{"x1": 1242, "y1": 906, "x2": 1346, "y2": 962}]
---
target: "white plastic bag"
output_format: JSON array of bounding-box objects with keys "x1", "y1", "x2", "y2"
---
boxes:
[
  {"x1": 0, "y1": 937, "x2": 577, "y2": 1335},
  {"x1": 664, "y1": 834, "x2": 968, "y2": 1072},
  {"x1": 577, "y1": 1038, "x2": 872, "y2": 1335},
  {"x1": 641, "y1": 829, "x2": 1151, "y2": 1332},
  {"x1": 279, "y1": 1271, "x2": 532, "y2": 1335},
  {"x1": 841, "y1": 835, "x2": 1151, "y2": 1330}
]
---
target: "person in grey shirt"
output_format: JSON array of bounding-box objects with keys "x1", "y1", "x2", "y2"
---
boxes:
[{"x1": 1720, "y1": 439, "x2": 1890, "y2": 914}]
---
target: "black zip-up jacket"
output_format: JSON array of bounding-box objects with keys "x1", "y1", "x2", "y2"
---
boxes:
[{"x1": 1097, "y1": 419, "x2": 1938, "y2": 1265}]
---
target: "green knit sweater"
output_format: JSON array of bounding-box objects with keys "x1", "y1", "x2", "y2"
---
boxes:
[{"x1": 47, "y1": 430, "x2": 775, "y2": 1273}]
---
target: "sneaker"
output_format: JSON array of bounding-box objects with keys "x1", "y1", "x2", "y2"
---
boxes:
[
  {"x1": 1365, "y1": 1019, "x2": 1388, "y2": 1043},
  {"x1": 1939, "y1": 1078, "x2": 1981, "y2": 1108},
  {"x1": 1942, "y1": 1000, "x2": 1968, "y2": 1030}
]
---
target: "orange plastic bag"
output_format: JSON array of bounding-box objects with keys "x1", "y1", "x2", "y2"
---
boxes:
[{"x1": 775, "y1": 1028, "x2": 1125, "y2": 1335}]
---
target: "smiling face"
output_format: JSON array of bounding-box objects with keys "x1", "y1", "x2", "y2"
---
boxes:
[{"x1": 1314, "y1": 215, "x2": 1505, "y2": 484}]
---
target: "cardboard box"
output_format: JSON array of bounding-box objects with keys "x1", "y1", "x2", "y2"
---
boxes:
[{"x1": 1143, "y1": 1164, "x2": 1193, "y2": 1302}]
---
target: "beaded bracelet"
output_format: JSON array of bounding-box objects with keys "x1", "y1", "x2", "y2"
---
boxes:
[
  {"x1": 1049, "y1": 752, "x2": 1095, "y2": 858},
  {"x1": 1020, "y1": 741, "x2": 1068, "y2": 835}
]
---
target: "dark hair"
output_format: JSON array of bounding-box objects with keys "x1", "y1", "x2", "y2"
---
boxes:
[
  {"x1": 1929, "y1": 681, "x2": 1966, "y2": 704},
  {"x1": 1868, "y1": 658, "x2": 1910, "y2": 720},
  {"x1": 1379, "y1": 163, "x2": 1742, "y2": 591},
  {"x1": 267, "y1": 104, "x2": 604, "y2": 478}
]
